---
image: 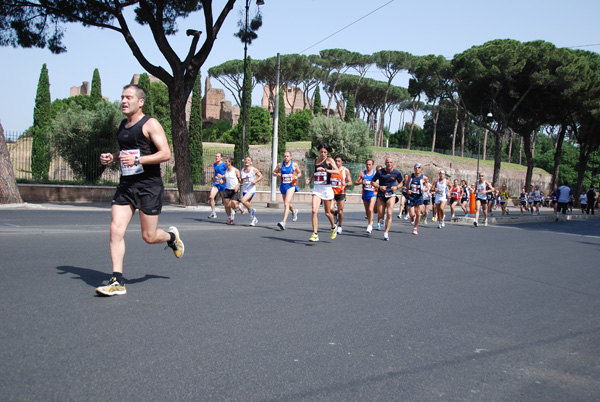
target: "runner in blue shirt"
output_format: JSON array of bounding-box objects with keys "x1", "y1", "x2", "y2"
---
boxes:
[{"x1": 371, "y1": 157, "x2": 403, "y2": 241}]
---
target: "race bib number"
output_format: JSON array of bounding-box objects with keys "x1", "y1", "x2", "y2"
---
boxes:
[
  {"x1": 314, "y1": 171, "x2": 327, "y2": 184},
  {"x1": 120, "y1": 149, "x2": 144, "y2": 176},
  {"x1": 331, "y1": 177, "x2": 342, "y2": 188},
  {"x1": 385, "y1": 188, "x2": 394, "y2": 198},
  {"x1": 363, "y1": 181, "x2": 374, "y2": 191},
  {"x1": 243, "y1": 176, "x2": 251, "y2": 184},
  {"x1": 281, "y1": 173, "x2": 293, "y2": 184}
]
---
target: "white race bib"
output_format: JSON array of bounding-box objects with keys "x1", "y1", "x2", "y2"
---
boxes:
[{"x1": 120, "y1": 149, "x2": 144, "y2": 176}]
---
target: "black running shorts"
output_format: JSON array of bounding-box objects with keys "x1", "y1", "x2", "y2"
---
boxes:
[{"x1": 112, "y1": 185, "x2": 164, "y2": 215}]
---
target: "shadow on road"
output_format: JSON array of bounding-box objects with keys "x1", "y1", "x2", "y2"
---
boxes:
[{"x1": 56, "y1": 266, "x2": 170, "y2": 288}]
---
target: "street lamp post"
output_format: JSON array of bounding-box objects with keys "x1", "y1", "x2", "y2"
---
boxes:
[{"x1": 241, "y1": 0, "x2": 264, "y2": 166}]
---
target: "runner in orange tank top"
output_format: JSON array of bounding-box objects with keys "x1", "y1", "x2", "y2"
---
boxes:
[{"x1": 331, "y1": 155, "x2": 353, "y2": 235}]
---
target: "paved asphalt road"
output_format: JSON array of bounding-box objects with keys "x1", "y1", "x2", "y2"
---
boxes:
[{"x1": 0, "y1": 203, "x2": 599, "y2": 401}]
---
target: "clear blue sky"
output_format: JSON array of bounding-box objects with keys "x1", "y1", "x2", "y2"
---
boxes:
[{"x1": 1, "y1": 0, "x2": 598, "y2": 136}]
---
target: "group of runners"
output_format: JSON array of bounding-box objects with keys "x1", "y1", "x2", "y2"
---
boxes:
[{"x1": 204, "y1": 143, "x2": 513, "y2": 241}]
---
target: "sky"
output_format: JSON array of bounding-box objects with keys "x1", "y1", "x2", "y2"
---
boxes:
[{"x1": 1, "y1": 0, "x2": 599, "y2": 138}]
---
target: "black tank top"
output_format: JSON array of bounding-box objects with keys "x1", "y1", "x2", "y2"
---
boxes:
[
  {"x1": 117, "y1": 115, "x2": 163, "y2": 188},
  {"x1": 313, "y1": 159, "x2": 331, "y2": 185}
]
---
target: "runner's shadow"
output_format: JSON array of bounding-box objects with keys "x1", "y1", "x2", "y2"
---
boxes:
[{"x1": 56, "y1": 266, "x2": 169, "y2": 288}]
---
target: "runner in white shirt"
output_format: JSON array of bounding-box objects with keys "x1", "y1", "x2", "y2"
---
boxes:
[{"x1": 240, "y1": 156, "x2": 263, "y2": 226}]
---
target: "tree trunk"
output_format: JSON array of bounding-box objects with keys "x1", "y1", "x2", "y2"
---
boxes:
[
  {"x1": 531, "y1": 130, "x2": 538, "y2": 159},
  {"x1": 483, "y1": 129, "x2": 489, "y2": 161},
  {"x1": 0, "y1": 123, "x2": 23, "y2": 204},
  {"x1": 460, "y1": 116, "x2": 466, "y2": 157},
  {"x1": 430, "y1": 100, "x2": 440, "y2": 153},
  {"x1": 522, "y1": 130, "x2": 535, "y2": 192},
  {"x1": 492, "y1": 128, "x2": 504, "y2": 187},
  {"x1": 551, "y1": 124, "x2": 567, "y2": 190},
  {"x1": 407, "y1": 100, "x2": 418, "y2": 150},
  {"x1": 169, "y1": 85, "x2": 196, "y2": 206},
  {"x1": 451, "y1": 102, "x2": 459, "y2": 156},
  {"x1": 575, "y1": 145, "x2": 592, "y2": 205},
  {"x1": 507, "y1": 129, "x2": 513, "y2": 163}
]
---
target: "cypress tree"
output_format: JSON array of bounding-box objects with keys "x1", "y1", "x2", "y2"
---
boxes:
[
  {"x1": 344, "y1": 95, "x2": 355, "y2": 122},
  {"x1": 189, "y1": 73, "x2": 204, "y2": 185},
  {"x1": 277, "y1": 88, "x2": 287, "y2": 159},
  {"x1": 137, "y1": 73, "x2": 154, "y2": 117},
  {"x1": 313, "y1": 86, "x2": 322, "y2": 115},
  {"x1": 90, "y1": 68, "x2": 102, "y2": 107},
  {"x1": 31, "y1": 63, "x2": 51, "y2": 181}
]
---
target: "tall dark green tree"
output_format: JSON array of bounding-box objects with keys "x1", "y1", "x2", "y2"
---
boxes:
[
  {"x1": 313, "y1": 86, "x2": 322, "y2": 115},
  {"x1": 344, "y1": 95, "x2": 355, "y2": 122},
  {"x1": 137, "y1": 73, "x2": 154, "y2": 117},
  {"x1": 277, "y1": 88, "x2": 287, "y2": 159},
  {"x1": 90, "y1": 68, "x2": 102, "y2": 107},
  {"x1": 31, "y1": 63, "x2": 51, "y2": 181},
  {"x1": 189, "y1": 73, "x2": 203, "y2": 185}
]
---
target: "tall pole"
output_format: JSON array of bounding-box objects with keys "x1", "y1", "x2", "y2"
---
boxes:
[
  {"x1": 270, "y1": 53, "x2": 281, "y2": 203},
  {"x1": 240, "y1": 0, "x2": 250, "y2": 167}
]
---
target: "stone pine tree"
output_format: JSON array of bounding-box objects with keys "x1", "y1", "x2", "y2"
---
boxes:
[
  {"x1": 277, "y1": 88, "x2": 287, "y2": 158},
  {"x1": 0, "y1": 122, "x2": 23, "y2": 203},
  {"x1": 344, "y1": 95, "x2": 355, "y2": 122},
  {"x1": 31, "y1": 63, "x2": 51, "y2": 181},
  {"x1": 189, "y1": 72, "x2": 203, "y2": 185},
  {"x1": 90, "y1": 68, "x2": 102, "y2": 107},
  {"x1": 313, "y1": 86, "x2": 322, "y2": 115},
  {"x1": 137, "y1": 73, "x2": 155, "y2": 117},
  {"x1": 234, "y1": 56, "x2": 252, "y2": 166}
]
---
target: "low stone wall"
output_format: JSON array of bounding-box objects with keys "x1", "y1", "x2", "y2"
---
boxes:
[{"x1": 17, "y1": 184, "x2": 364, "y2": 205}]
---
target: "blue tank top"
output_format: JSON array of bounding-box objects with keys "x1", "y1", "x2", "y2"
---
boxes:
[
  {"x1": 213, "y1": 162, "x2": 226, "y2": 182},
  {"x1": 280, "y1": 161, "x2": 295, "y2": 186},
  {"x1": 408, "y1": 174, "x2": 424, "y2": 196},
  {"x1": 362, "y1": 169, "x2": 375, "y2": 196}
]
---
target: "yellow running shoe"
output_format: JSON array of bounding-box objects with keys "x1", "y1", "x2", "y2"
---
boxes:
[
  {"x1": 96, "y1": 277, "x2": 126, "y2": 296},
  {"x1": 309, "y1": 233, "x2": 319, "y2": 242},
  {"x1": 330, "y1": 225, "x2": 338, "y2": 240},
  {"x1": 166, "y1": 226, "x2": 184, "y2": 258}
]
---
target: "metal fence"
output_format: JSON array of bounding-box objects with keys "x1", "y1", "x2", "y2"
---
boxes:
[{"x1": 5, "y1": 131, "x2": 526, "y2": 193}]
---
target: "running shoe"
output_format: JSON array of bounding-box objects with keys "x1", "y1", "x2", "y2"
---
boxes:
[
  {"x1": 484, "y1": 219, "x2": 488, "y2": 227},
  {"x1": 383, "y1": 233, "x2": 389, "y2": 241},
  {"x1": 231, "y1": 210, "x2": 236, "y2": 220},
  {"x1": 96, "y1": 277, "x2": 126, "y2": 296},
  {"x1": 423, "y1": 218, "x2": 428, "y2": 224},
  {"x1": 367, "y1": 224, "x2": 372, "y2": 234},
  {"x1": 330, "y1": 226, "x2": 338, "y2": 240},
  {"x1": 309, "y1": 233, "x2": 319, "y2": 242},
  {"x1": 226, "y1": 217, "x2": 234, "y2": 225},
  {"x1": 397, "y1": 213, "x2": 402, "y2": 219},
  {"x1": 250, "y1": 208, "x2": 256, "y2": 218},
  {"x1": 403, "y1": 215, "x2": 409, "y2": 220},
  {"x1": 292, "y1": 209, "x2": 299, "y2": 222},
  {"x1": 208, "y1": 211, "x2": 217, "y2": 219},
  {"x1": 250, "y1": 217, "x2": 258, "y2": 226},
  {"x1": 412, "y1": 228, "x2": 418, "y2": 235},
  {"x1": 238, "y1": 205, "x2": 245, "y2": 214},
  {"x1": 432, "y1": 216, "x2": 437, "y2": 222},
  {"x1": 473, "y1": 220, "x2": 478, "y2": 227},
  {"x1": 451, "y1": 214, "x2": 455, "y2": 219},
  {"x1": 438, "y1": 223, "x2": 442, "y2": 229},
  {"x1": 336, "y1": 226, "x2": 342, "y2": 235},
  {"x1": 166, "y1": 226, "x2": 184, "y2": 258},
  {"x1": 441, "y1": 220, "x2": 445, "y2": 228},
  {"x1": 277, "y1": 221, "x2": 286, "y2": 230},
  {"x1": 376, "y1": 223, "x2": 381, "y2": 231}
]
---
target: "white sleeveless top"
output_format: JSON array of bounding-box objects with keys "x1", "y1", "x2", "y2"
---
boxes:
[
  {"x1": 241, "y1": 168, "x2": 257, "y2": 194},
  {"x1": 224, "y1": 168, "x2": 239, "y2": 190}
]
